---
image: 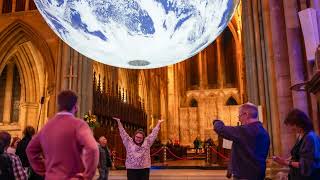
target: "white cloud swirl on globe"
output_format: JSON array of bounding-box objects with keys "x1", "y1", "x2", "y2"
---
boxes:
[{"x1": 35, "y1": 0, "x2": 239, "y2": 69}]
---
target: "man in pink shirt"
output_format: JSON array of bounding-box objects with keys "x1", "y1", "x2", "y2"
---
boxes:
[{"x1": 27, "y1": 90, "x2": 99, "y2": 180}]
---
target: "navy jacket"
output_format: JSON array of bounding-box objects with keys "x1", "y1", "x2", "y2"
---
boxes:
[{"x1": 214, "y1": 120, "x2": 270, "y2": 180}]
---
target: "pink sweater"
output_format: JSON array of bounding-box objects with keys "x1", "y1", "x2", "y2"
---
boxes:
[
  {"x1": 118, "y1": 121, "x2": 160, "y2": 169},
  {"x1": 26, "y1": 113, "x2": 99, "y2": 180}
]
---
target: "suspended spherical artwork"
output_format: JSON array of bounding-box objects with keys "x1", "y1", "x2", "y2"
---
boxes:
[{"x1": 35, "y1": 0, "x2": 239, "y2": 69}]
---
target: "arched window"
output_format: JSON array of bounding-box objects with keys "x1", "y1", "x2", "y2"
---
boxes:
[
  {"x1": 0, "y1": 63, "x2": 21, "y2": 124},
  {"x1": 189, "y1": 98, "x2": 198, "y2": 107},
  {"x1": 187, "y1": 55, "x2": 199, "y2": 90},
  {"x1": 29, "y1": 0, "x2": 37, "y2": 10},
  {"x1": 11, "y1": 65, "x2": 21, "y2": 122},
  {"x1": 226, "y1": 96, "x2": 238, "y2": 106},
  {"x1": 15, "y1": 0, "x2": 26, "y2": 12},
  {"x1": 206, "y1": 41, "x2": 218, "y2": 88},
  {"x1": 2, "y1": 0, "x2": 12, "y2": 13},
  {"x1": 222, "y1": 28, "x2": 237, "y2": 88},
  {"x1": 0, "y1": 66, "x2": 7, "y2": 122}
]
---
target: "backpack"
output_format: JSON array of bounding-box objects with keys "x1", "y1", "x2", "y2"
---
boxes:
[{"x1": 0, "y1": 153, "x2": 15, "y2": 180}]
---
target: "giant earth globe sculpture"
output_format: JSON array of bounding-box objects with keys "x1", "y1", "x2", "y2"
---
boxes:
[{"x1": 35, "y1": 0, "x2": 239, "y2": 69}]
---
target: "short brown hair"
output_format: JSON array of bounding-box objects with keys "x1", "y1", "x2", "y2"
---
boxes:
[
  {"x1": 58, "y1": 90, "x2": 78, "y2": 111},
  {"x1": 0, "y1": 131, "x2": 11, "y2": 148},
  {"x1": 284, "y1": 109, "x2": 313, "y2": 132}
]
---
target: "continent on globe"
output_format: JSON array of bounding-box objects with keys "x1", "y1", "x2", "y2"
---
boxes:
[{"x1": 35, "y1": 0, "x2": 239, "y2": 69}]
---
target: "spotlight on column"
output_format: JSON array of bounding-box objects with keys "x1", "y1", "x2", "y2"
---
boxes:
[{"x1": 298, "y1": 8, "x2": 319, "y2": 61}]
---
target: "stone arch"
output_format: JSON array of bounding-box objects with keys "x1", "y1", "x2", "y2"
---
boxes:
[
  {"x1": 189, "y1": 98, "x2": 198, "y2": 107},
  {"x1": 0, "y1": 21, "x2": 55, "y2": 132},
  {"x1": 227, "y1": 23, "x2": 241, "y2": 49},
  {"x1": 225, "y1": 96, "x2": 238, "y2": 105},
  {"x1": 228, "y1": 22, "x2": 244, "y2": 100},
  {"x1": 222, "y1": 92, "x2": 241, "y2": 106},
  {"x1": 0, "y1": 21, "x2": 55, "y2": 83}
]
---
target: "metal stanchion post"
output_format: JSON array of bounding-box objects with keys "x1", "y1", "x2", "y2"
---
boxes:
[
  {"x1": 163, "y1": 145, "x2": 167, "y2": 165},
  {"x1": 206, "y1": 145, "x2": 210, "y2": 165},
  {"x1": 112, "y1": 151, "x2": 116, "y2": 169}
]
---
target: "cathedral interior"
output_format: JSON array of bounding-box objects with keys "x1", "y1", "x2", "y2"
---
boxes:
[{"x1": 0, "y1": 0, "x2": 320, "y2": 178}]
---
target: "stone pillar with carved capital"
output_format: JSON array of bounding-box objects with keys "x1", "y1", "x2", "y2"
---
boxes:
[{"x1": 2, "y1": 62, "x2": 14, "y2": 125}]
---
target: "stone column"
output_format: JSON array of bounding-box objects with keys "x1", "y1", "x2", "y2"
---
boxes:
[
  {"x1": 216, "y1": 38, "x2": 223, "y2": 88},
  {"x1": 18, "y1": 102, "x2": 27, "y2": 134},
  {"x1": 198, "y1": 97, "x2": 206, "y2": 140},
  {"x1": 2, "y1": 62, "x2": 14, "y2": 125},
  {"x1": 167, "y1": 65, "x2": 178, "y2": 140},
  {"x1": 200, "y1": 51, "x2": 208, "y2": 89},
  {"x1": 311, "y1": 0, "x2": 320, "y2": 37},
  {"x1": 260, "y1": 0, "x2": 282, "y2": 155},
  {"x1": 268, "y1": 0, "x2": 296, "y2": 156},
  {"x1": 283, "y1": 1, "x2": 309, "y2": 113},
  {"x1": 242, "y1": 0, "x2": 297, "y2": 156},
  {"x1": 56, "y1": 40, "x2": 93, "y2": 117},
  {"x1": 12, "y1": 0, "x2": 16, "y2": 13},
  {"x1": 160, "y1": 84, "x2": 168, "y2": 142},
  {"x1": 242, "y1": 0, "x2": 259, "y2": 103},
  {"x1": 25, "y1": 0, "x2": 29, "y2": 11},
  {"x1": 306, "y1": 1, "x2": 320, "y2": 134},
  {"x1": 0, "y1": 0, "x2": 3, "y2": 15}
]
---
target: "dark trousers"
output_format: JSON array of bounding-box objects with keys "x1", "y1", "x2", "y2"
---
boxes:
[
  {"x1": 127, "y1": 168, "x2": 150, "y2": 180},
  {"x1": 98, "y1": 168, "x2": 109, "y2": 180}
]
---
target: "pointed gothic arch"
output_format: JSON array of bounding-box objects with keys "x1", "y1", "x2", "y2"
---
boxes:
[
  {"x1": 0, "y1": 21, "x2": 55, "y2": 132},
  {"x1": 226, "y1": 96, "x2": 238, "y2": 105},
  {"x1": 0, "y1": 20, "x2": 55, "y2": 84}
]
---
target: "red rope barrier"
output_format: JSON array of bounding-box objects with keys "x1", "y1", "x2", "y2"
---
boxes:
[
  {"x1": 209, "y1": 147, "x2": 229, "y2": 160},
  {"x1": 165, "y1": 147, "x2": 204, "y2": 160},
  {"x1": 115, "y1": 157, "x2": 126, "y2": 161},
  {"x1": 165, "y1": 148, "x2": 185, "y2": 160},
  {"x1": 112, "y1": 147, "x2": 164, "y2": 162},
  {"x1": 151, "y1": 147, "x2": 164, "y2": 156},
  {"x1": 111, "y1": 147, "x2": 227, "y2": 163}
]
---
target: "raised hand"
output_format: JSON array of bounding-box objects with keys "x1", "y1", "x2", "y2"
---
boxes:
[
  {"x1": 112, "y1": 117, "x2": 120, "y2": 122},
  {"x1": 158, "y1": 119, "x2": 164, "y2": 124}
]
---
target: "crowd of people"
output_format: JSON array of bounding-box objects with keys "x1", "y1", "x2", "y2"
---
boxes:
[{"x1": 0, "y1": 90, "x2": 319, "y2": 180}]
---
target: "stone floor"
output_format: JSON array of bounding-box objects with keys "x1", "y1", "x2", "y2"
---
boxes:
[
  {"x1": 151, "y1": 160, "x2": 225, "y2": 169},
  {"x1": 152, "y1": 160, "x2": 207, "y2": 166},
  {"x1": 105, "y1": 169, "x2": 229, "y2": 180},
  {"x1": 94, "y1": 159, "x2": 284, "y2": 179}
]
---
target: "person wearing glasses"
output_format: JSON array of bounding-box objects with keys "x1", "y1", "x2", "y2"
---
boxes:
[
  {"x1": 213, "y1": 102, "x2": 270, "y2": 180},
  {"x1": 113, "y1": 117, "x2": 164, "y2": 180}
]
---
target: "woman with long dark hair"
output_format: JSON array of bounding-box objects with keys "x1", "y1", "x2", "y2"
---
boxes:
[
  {"x1": 113, "y1": 117, "x2": 164, "y2": 180},
  {"x1": 273, "y1": 109, "x2": 320, "y2": 179}
]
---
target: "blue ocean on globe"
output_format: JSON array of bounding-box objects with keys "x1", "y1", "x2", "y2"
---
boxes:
[{"x1": 35, "y1": 0, "x2": 239, "y2": 69}]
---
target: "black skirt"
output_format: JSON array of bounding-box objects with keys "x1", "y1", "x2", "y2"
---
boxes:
[{"x1": 127, "y1": 168, "x2": 150, "y2": 180}]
